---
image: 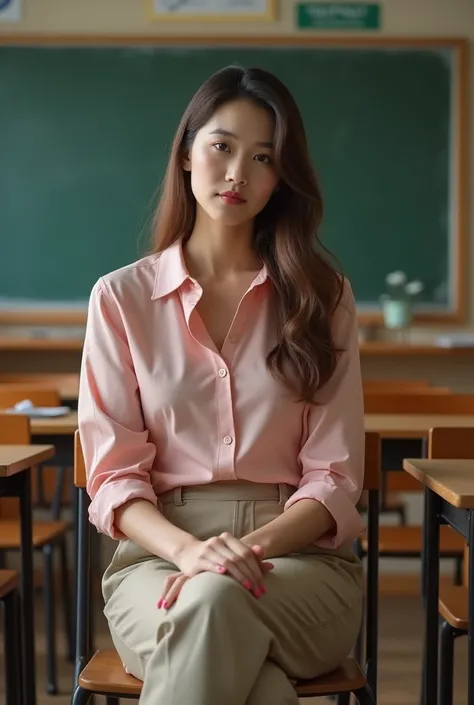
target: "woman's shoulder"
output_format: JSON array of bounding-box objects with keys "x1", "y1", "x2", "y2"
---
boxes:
[{"x1": 91, "y1": 252, "x2": 162, "y2": 301}]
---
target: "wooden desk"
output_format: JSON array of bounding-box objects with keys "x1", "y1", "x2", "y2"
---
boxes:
[
  {"x1": 30, "y1": 412, "x2": 78, "y2": 436},
  {"x1": 27, "y1": 412, "x2": 472, "y2": 441},
  {"x1": 403, "y1": 458, "x2": 474, "y2": 705},
  {"x1": 0, "y1": 444, "x2": 55, "y2": 705},
  {"x1": 365, "y1": 414, "x2": 474, "y2": 439}
]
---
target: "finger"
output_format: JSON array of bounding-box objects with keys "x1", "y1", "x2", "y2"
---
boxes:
[
  {"x1": 157, "y1": 573, "x2": 182, "y2": 608},
  {"x1": 262, "y1": 561, "x2": 275, "y2": 572},
  {"x1": 162, "y1": 574, "x2": 189, "y2": 609},
  {"x1": 206, "y1": 542, "x2": 253, "y2": 587},
  {"x1": 220, "y1": 534, "x2": 265, "y2": 589}
]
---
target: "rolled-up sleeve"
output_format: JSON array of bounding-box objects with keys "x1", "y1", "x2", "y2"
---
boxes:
[
  {"x1": 78, "y1": 278, "x2": 158, "y2": 538},
  {"x1": 284, "y1": 281, "x2": 365, "y2": 548}
]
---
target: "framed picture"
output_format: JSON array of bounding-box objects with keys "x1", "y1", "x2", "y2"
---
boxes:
[{"x1": 147, "y1": 0, "x2": 276, "y2": 22}]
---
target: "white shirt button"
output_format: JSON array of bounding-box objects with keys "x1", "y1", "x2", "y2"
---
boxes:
[
  {"x1": 218, "y1": 368, "x2": 227, "y2": 378},
  {"x1": 223, "y1": 436, "x2": 233, "y2": 445}
]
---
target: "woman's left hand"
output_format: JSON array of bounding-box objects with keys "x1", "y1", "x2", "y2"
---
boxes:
[{"x1": 158, "y1": 545, "x2": 274, "y2": 610}]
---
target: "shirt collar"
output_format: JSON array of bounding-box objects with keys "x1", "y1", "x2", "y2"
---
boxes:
[{"x1": 151, "y1": 238, "x2": 269, "y2": 300}]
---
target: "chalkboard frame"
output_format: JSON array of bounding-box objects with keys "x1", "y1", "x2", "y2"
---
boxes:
[{"x1": 0, "y1": 35, "x2": 468, "y2": 327}]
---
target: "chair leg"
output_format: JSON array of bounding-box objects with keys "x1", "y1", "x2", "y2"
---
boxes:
[
  {"x1": 454, "y1": 556, "x2": 463, "y2": 585},
  {"x1": 397, "y1": 505, "x2": 407, "y2": 525},
  {"x1": 439, "y1": 620, "x2": 465, "y2": 705},
  {"x1": 71, "y1": 686, "x2": 93, "y2": 705},
  {"x1": 353, "y1": 683, "x2": 376, "y2": 704},
  {"x1": 3, "y1": 590, "x2": 22, "y2": 705},
  {"x1": 59, "y1": 535, "x2": 75, "y2": 661},
  {"x1": 43, "y1": 543, "x2": 58, "y2": 695}
]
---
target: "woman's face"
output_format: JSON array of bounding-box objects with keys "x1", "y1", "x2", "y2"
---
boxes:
[{"x1": 183, "y1": 99, "x2": 279, "y2": 227}]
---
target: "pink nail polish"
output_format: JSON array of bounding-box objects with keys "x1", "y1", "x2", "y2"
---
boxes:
[
  {"x1": 253, "y1": 588, "x2": 261, "y2": 598},
  {"x1": 157, "y1": 599, "x2": 163, "y2": 608},
  {"x1": 259, "y1": 585, "x2": 267, "y2": 594},
  {"x1": 162, "y1": 601, "x2": 169, "y2": 609},
  {"x1": 243, "y1": 580, "x2": 252, "y2": 590},
  {"x1": 217, "y1": 566, "x2": 226, "y2": 573}
]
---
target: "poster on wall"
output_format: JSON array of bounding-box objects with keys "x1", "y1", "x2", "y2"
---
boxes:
[
  {"x1": 0, "y1": 0, "x2": 21, "y2": 22},
  {"x1": 148, "y1": 0, "x2": 276, "y2": 22}
]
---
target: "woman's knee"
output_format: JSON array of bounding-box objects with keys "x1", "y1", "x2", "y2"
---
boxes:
[{"x1": 179, "y1": 572, "x2": 250, "y2": 611}]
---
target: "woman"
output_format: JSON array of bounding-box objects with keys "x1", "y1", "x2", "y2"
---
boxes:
[{"x1": 78, "y1": 65, "x2": 365, "y2": 705}]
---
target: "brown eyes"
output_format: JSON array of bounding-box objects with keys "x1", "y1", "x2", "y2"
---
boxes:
[{"x1": 212, "y1": 143, "x2": 272, "y2": 164}]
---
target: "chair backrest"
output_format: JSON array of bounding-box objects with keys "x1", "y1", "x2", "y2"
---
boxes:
[
  {"x1": 429, "y1": 427, "x2": 474, "y2": 460},
  {"x1": 363, "y1": 431, "x2": 381, "y2": 491},
  {"x1": 74, "y1": 430, "x2": 380, "y2": 493},
  {"x1": 0, "y1": 414, "x2": 31, "y2": 518},
  {"x1": 0, "y1": 385, "x2": 61, "y2": 409},
  {"x1": 74, "y1": 428, "x2": 381, "y2": 698},
  {"x1": 0, "y1": 373, "x2": 78, "y2": 399},
  {"x1": 363, "y1": 392, "x2": 474, "y2": 415},
  {"x1": 74, "y1": 430, "x2": 86, "y2": 489},
  {"x1": 0, "y1": 413, "x2": 31, "y2": 444}
]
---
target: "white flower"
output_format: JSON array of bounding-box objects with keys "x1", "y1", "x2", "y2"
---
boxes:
[
  {"x1": 405, "y1": 280, "x2": 424, "y2": 296},
  {"x1": 385, "y1": 270, "x2": 407, "y2": 287}
]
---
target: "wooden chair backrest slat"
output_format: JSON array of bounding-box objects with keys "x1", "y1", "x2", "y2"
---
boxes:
[
  {"x1": 363, "y1": 432, "x2": 380, "y2": 491},
  {"x1": 429, "y1": 427, "x2": 474, "y2": 460},
  {"x1": 0, "y1": 413, "x2": 31, "y2": 444},
  {"x1": 0, "y1": 385, "x2": 61, "y2": 409},
  {"x1": 75, "y1": 430, "x2": 86, "y2": 489},
  {"x1": 363, "y1": 393, "x2": 474, "y2": 415}
]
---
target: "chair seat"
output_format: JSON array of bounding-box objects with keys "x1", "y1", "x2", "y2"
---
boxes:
[
  {"x1": 439, "y1": 585, "x2": 469, "y2": 630},
  {"x1": 361, "y1": 525, "x2": 464, "y2": 555},
  {"x1": 0, "y1": 520, "x2": 69, "y2": 549},
  {"x1": 295, "y1": 658, "x2": 367, "y2": 696},
  {"x1": 78, "y1": 651, "x2": 143, "y2": 696},
  {"x1": 0, "y1": 569, "x2": 18, "y2": 599},
  {"x1": 78, "y1": 650, "x2": 367, "y2": 698}
]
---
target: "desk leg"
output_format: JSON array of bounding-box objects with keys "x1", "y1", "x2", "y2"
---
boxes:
[
  {"x1": 468, "y1": 510, "x2": 474, "y2": 705},
  {"x1": 424, "y1": 487, "x2": 440, "y2": 705},
  {"x1": 18, "y1": 469, "x2": 36, "y2": 705}
]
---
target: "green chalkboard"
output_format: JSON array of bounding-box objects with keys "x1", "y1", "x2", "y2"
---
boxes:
[{"x1": 0, "y1": 43, "x2": 459, "y2": 311}]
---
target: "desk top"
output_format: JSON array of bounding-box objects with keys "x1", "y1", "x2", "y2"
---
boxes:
[
  {"x1": 0, "y1": 445, "x2": 55, "y2": 477},
  {"x1": 26, "y1": 411, "x2": 474, "y2": 439},
  {"x1": 30, "y1": 413, "x2": 78, "y2": 436},
  {"x1": 364, "y1": 414, "x2": 474, "y2": 438},
  {"x1": 403, "y1": 458, "x2": 474, "y2": 508}
]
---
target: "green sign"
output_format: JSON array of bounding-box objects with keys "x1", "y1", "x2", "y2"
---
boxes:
[{"x1": 297, "y1": 3, "x2": 381, "y2": 30}]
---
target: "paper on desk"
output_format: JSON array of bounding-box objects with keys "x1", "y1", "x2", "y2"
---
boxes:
[{"x1": 6, "y1": 399, "x2": 71, "y2": 417}]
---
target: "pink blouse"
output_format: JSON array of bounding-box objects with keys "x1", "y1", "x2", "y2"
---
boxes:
[{"x1": 78, "y1": 239, "x2": 365, "y2": 548}]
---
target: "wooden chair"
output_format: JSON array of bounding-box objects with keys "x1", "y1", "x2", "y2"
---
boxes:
[
  {"x1": 0, "y1": 412, "x2": 73, "y2": 695},
  {"x1": 72, "y1": 430, "x2": 381, "y2": 705},
  {"x1": 0, "y1": 569, "x2": 22, "y2": 705},
  {"x1": 428, "y1": 427, "x2": 474, "y2": 705}
]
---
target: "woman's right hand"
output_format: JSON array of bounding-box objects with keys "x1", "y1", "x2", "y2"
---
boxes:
[{"x1": 174, "y1": 533, "x2": 274, "y2": 597}]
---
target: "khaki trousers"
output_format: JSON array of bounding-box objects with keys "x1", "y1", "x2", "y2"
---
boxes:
[{"x1": 102, "y1": 481, "x2": 363, "y2": 705}]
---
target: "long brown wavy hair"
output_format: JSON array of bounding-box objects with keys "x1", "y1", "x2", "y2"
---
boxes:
[{"x1": 152, "y1": 65, "x2": 344, "y2": 403}]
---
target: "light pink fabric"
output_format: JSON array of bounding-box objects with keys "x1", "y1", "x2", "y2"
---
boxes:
[{"x1": 78, "y1": 239, "x2": 365, "y2": 547}]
